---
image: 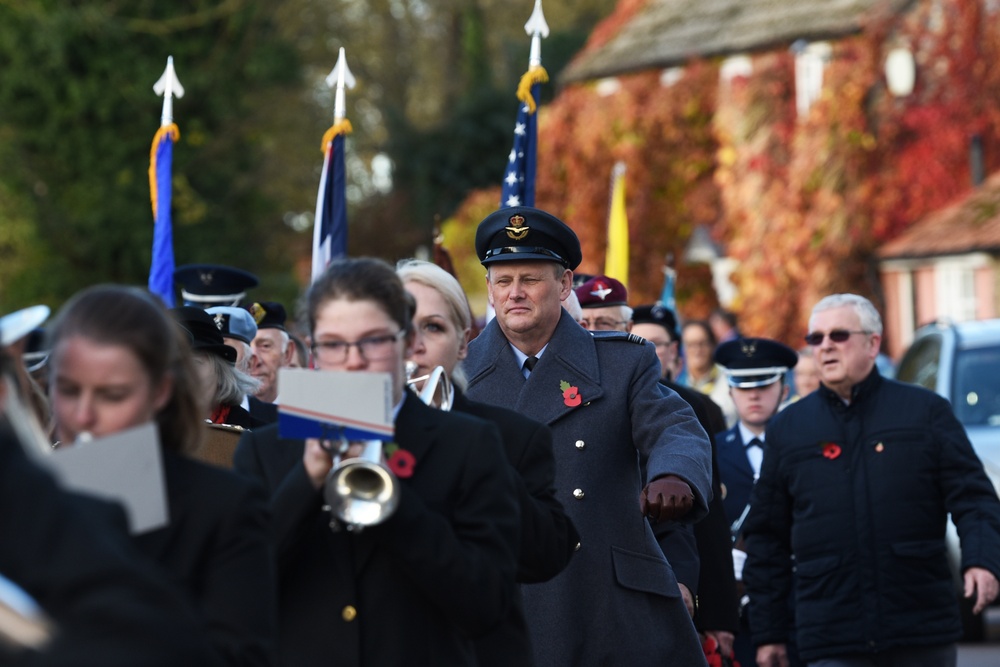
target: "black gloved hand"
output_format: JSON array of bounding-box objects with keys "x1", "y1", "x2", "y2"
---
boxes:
[{"x1": 640, "y1": 475, "x2": 694, "y2": 523}]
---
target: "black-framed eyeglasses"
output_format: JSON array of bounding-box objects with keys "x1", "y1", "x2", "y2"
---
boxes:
[
  {"x1": 311, "y1": 330, "x2": 405, "y2": 364},
  {"x1": 804, "y1": 330, "x2": 870, "y2": 346},
  {"x1": 580, "y1": 318, "x2": 628, "y2": 331}
]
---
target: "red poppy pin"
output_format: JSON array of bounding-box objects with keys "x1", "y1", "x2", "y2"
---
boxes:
[
  {"x1": 383, "y1": 442, "x2": 416, "y2": 478},
  {"x1": 822, "y1": 442, "x2": 842, "y2": 460},
  {"x1": 559, "y1": 380, "x2": 582, "y2": 407}
]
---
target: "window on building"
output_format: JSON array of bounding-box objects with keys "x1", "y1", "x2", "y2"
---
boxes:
[
  {"x1": 935, "y1": 260, "x2": 978, "y2": 322},
  {"x1": 794, "y1": 41, "x2": 831, "y2": 117}
]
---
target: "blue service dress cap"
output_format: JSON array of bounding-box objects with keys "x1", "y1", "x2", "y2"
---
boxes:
[
  {"x1": 475, "y1": 206, "x2": 582, "y2": 270},
  {"x1": 173, "y1": 264, "x2": 259, "y2": 308},
  {"x1": 632, "y1": 303, "x2": 680, "y2": 339},
  {"x1": 575, "y1": 274, "x2": 629, "y2": 308},
  {"x1": 205, "y1": 306, "x2": 258, "y2": 345},
  {"x1": 714, "y1": 337, "x2": 798, "y2": 389}
]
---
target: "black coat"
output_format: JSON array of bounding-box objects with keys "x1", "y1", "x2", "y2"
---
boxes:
[
  {"x1": 133, "y1": 449, "x2": 275, "y2": 667},
  {"x1": 247, "y1": 396, "x2": 278, "y2": 428},
  {"x1": 660, "y1": 380, "x2": 739, "y2": 634},
  {"x1": 452, "y1": 390, "x2": 578, "y2": 667},
  {"x1": 744, "y1": 370, "x2": 1000, "y2": 660},
  {"x1": 232, "y1": 390, "x2": 520, "y2": 667},
  {"x1": 0, "y1": 425, "x2": 220, "y2": 667}
]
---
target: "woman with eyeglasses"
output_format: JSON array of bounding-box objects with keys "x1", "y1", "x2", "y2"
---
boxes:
[
  {"x1": 397, "y1": 258, "x2": 578, "y2": 667},
  {"x1": 233, "y1": 257, "x2": 520, "y2": 667},
  {"x1": 46, "y1": 285, "x2": 275, "y2": 667}
]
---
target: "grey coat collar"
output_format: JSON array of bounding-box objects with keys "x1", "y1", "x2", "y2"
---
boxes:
[{"x1": 466, "y1": 310, "x2": 605, "y2": 426}]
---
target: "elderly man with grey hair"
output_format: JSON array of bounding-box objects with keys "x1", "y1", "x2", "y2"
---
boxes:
[
  {"x1": 573, "y1": 275, "x2": 633, "y2": 332},
  {"x1": 744, "y1": 293, "x2": 1000, "y2": 667}
]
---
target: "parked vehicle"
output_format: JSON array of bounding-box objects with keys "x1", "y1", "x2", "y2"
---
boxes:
[{"x1": 895, "y1": 318, "x2": 1000, "y2": 640}]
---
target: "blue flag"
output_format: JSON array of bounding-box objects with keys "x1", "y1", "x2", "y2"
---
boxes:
[
  {"x1": 660, "y1": 264, "x2": 676, "y2": 313},
  {"x1": 500, "y1": 66, "x2": 548, "y2": 208},
  {"x1": 148, "y1": 124, "x2": 179, "y2": 307},
  {"x1": 313, "y1": 120, "x2": 351, "y2": 282}
]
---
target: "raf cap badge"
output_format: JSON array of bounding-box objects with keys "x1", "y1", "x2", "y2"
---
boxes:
[{"x1": 505, "y1": 213, "x2": 530, "y2": 241}]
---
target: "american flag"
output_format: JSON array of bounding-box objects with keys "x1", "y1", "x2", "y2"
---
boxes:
[{"x1": 500, "y1": 67, "x2": 548, "y2": 208}]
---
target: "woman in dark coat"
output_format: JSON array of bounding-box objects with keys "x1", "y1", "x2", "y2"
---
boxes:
[
  {"x1": 46, "y1": 285, "x2": 275, "y2": 667},
  {"x1": 397, "y1": 258, "x2": 578, "y2": 667},
  {"x1": 233, "y1": 257, "x2": 519, "y2": 667}
]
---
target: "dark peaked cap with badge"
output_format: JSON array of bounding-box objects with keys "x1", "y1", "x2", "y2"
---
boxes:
[
  {"x1": 475, "y1": 206, "x2": 582, "y2": 270},
  {"x1": 173, "y1": 264, "x2": 259, "y2": 308},
  {"x1": 575, "y1": 274, "x2": 628, "y2": 308},
  {"x1": 171, "y1": 306, "x2": 238, "y2": 364},
  {"x1": 632, "y1": 304, "x2": 680, "y2": 340},
  {"x1": 246, "y1": 301, "x2": 287, "y2": 332},
  {"x1": 715, "y1": 337, "x2": 798, "y2": 389}
]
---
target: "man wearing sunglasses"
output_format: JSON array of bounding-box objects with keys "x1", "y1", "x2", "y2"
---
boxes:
[{"x1": 742, "y1": 293, "x2": 1000, "y2": 667}]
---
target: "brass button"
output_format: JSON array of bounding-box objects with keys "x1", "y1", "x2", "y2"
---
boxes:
[
  {"x1": 575, "y1": 440, "x2": 585, "y2": 449},
  {"x1": 342, "y1": 605, "x2": 357, "y2": 622},
  {"x1": 573, "y1": 488, "x2": 585, "y2": 500},
  {"x1": 574, "y1": 541, "x2": 582, "y2": 551}
]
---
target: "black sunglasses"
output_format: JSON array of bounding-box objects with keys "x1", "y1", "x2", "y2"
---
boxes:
[{"x1": 804, "y1": 330, "x2": 869, "y2": 346}]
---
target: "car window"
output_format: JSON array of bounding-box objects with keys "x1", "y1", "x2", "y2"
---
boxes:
[
  {"x1": 896, "y1": 334, "x2": 942, "y2": 391},
  {"x1": 952, "y1": 346, "x2": 1000, "y2": 427}
]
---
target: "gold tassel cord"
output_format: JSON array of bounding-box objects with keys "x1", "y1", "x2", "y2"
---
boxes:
[
  {"x1": 515, "y1": 66, "x2": 549, "y2": 115},
  {"x1": 148, "y1": 123, "x2": 181, "y2": 219},
  {"x1": 320, "y1": 119, "x2": 354, "y2": 153}
]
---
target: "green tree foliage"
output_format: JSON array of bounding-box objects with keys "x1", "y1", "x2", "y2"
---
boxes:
[
  {"x1": 0, "y1": 0, "x2": 302, "y2": 310},
  {"x1": 278, "y1": 0, "x2": 616, "y2": 260},
  {"x1": 0, "y1": 0, "x2": 617, "y2": 311}
]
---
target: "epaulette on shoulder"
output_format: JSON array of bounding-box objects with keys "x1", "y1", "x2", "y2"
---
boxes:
[{"x1": 591, "y1": 331, "x2": 647, "y2": 345}]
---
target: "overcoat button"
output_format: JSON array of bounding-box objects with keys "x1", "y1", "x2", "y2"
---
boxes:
[
  {"x1": 574, "y1": 542, "x2": 582, "y2": 551},
  {"x1": 342, "y1": 605, "x2": 357, "y2": 622},
  {"x1": 575, "y1": 440, "x2": 585, "y2": 449},
  {"x1": 573, "y1": 489, "x2": 585, "y2": 500}
]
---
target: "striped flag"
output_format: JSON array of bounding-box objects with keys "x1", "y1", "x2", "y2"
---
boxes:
[
  {"x1": 660, "y1": 260, "x2": 677, "y2": 312},
  {"x1": 148, "y1": 123, "x2": 179, "y2": 307},
  {"x1": 312, "y1": 120, "x2": 351, "y2": 282},
  {"x1": 604, "y1": 162, "x2": 629, "y2": 289},
  {"x1": 500, "y1": 65, "x2": 548, "y2": 208}
]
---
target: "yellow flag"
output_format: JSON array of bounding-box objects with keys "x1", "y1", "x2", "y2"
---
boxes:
[{"x1": 604, "y1": 162, "x2": 629, "y2": 289}]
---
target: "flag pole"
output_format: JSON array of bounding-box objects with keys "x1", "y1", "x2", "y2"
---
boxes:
[
  {"x1": 312, "y1": 48, "x2": 355, "y2": 282},
  {"x1": 499, "y1": 0, "x2": 549, "y2": 209},
  {"x1": 148, "y1": 56, "x2": 184, "y2": 307}
]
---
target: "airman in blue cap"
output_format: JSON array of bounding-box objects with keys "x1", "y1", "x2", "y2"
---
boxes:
[
  {"x1": 713, "y1": 336, "x2": 798, "y2": 667},
  {"x1": 464, "y1": 206, "x2": 713, "y2": 666},
  {"x1": 173, "y1": 264, "x2": 259, "y2": 308}
]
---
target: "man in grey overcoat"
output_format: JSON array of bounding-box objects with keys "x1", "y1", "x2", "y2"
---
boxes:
[{"x1": 463, "y1": 205, "x2": 714, "y2": 666}]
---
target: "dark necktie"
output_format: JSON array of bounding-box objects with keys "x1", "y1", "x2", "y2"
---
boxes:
[{"x1": 523, "y1": 356, "x2": 539, "y2": 375}]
